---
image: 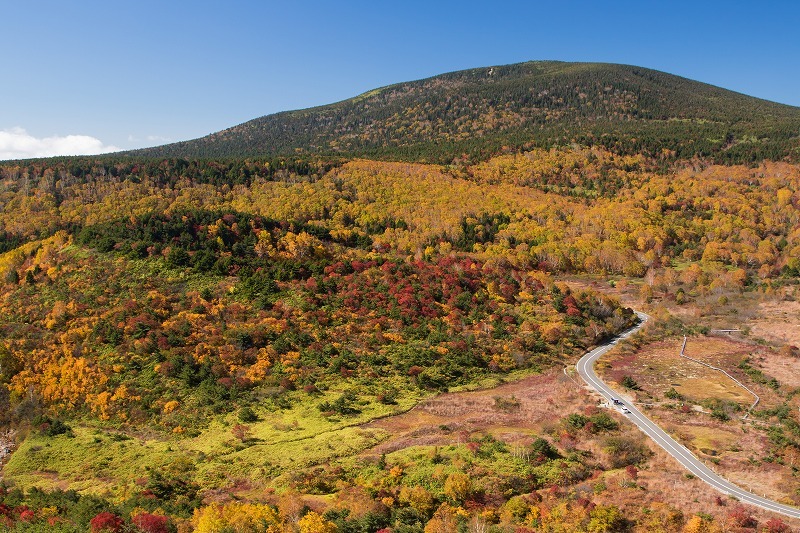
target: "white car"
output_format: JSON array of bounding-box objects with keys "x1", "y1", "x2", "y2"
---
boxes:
[{"x1": 621, "y1": 407, "x2": 631, "y2": 414}]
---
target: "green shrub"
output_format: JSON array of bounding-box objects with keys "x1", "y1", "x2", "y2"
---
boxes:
[
  {"x1": 237, "y1": 406, "x2": 258, "y2": 423},
  {"x1": 621, "y1": 375, "x2": 640, "y2": 390},
  {"x1": 531, "y1": 437, "x2": 559, "y2": 460},
  {"x1": 604, "y1": 436, "x2": 651, "y2": 468},
  {"x1": 589, "y1": 412, "x2": 619, "y2": 432},
  {"x1": 565, "y1": 413, "x2": 590, "y2": 429},
  {"x1": 664, "y1": 387, "x2": 683, "y2": 400}
]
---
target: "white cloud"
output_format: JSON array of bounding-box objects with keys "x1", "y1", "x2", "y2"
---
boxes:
[{"x1": 0, "y1": 127, "x2": 121, "y2": 160}]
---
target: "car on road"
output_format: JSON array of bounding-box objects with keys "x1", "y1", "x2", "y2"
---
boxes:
[
  {"x1": 621, "y1": 407, "x2": 631, "y2": 414},
  {"x1": 612, "y1": 398, "x2": 623, "y2": 405}
]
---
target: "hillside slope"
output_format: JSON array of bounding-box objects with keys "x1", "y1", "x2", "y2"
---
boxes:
[
  {"x1": 3, "y1": 148, "x2": 800, "y2": 530},
  {"x1": 128, "y1": 61, "x2": 800, "y2": 163}
]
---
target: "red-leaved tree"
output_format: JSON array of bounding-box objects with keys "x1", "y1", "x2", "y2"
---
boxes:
[
  {"x1": 132, "y1": 512, "x2": 170, "y2": 533},
  {"x1": 89, "y1": 512, "x2": 124, "y2": 532}
]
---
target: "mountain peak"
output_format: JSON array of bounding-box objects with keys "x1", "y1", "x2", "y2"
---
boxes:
[{"x1": 127, "y1": 61, "x2": 800, "y2": 163}]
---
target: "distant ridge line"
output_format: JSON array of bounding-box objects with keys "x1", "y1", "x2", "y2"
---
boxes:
[{"x1": 125, "y1": 60, "x2": 800, "y2": 164}]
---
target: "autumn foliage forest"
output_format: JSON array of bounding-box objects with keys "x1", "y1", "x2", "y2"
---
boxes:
[{"x1": 0, "y1": 145, "x2": 799, "y2": 532}]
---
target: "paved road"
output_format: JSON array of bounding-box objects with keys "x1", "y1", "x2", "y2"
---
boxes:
[{"x1": 576, "y1": 311, "x2": 800, "y2": 519}]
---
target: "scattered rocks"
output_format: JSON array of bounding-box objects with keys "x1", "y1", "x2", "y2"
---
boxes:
[{"x1": 0, "y1": 429, "x2": 16, "y2": 462}]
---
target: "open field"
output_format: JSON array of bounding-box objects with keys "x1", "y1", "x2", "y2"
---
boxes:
[
  {"x1": 603, "y1": 337, "x2": 775, "y2": 408},
  {"x1": 363, "y1": 366, "x2": 800, "y2": 528},
  {"x1": 1, "y1": 385, "x2": 426, "y2": 499},
  {"x1": 365, "y1": 368, "x2": 588, "y2": 453},
  {"x1": 749, "y1": 296, "x2": 800, "y2": 349},
  {"x1": 5, "y1": 319, "x2": 800, "y2": 529},
  {"x1": 4, "y1": 265, "x2": 800, "y2": 529},
  {"x1": 600, "y1": 334, "x2": 800, "y2": 507}
]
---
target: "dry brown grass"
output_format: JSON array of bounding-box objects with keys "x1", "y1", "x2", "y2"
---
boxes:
[
  {"x1": 680, "y1": 425, "x2": 739, "y2": 456},
  {"x1": 355, "y1": 282, "x2": 800, "y2": 526},
  {"x1": 603, "y1": 337, "x2": 783, "y2": 409},
  {"x1": 756, "y1": 350, "x2": 800, "y2": 388},
  {"x1": 364, "y1": 369, "x2": 593, "y2": 454},
  {"x1": 551, "y1": 277, "x2": 800, "y2": 526},
  {"x1": 676, "y1": 376, "x2": 753, "y2": 404},
  {"x1": 623, "y1": 445, "x2": 800, "y2": 530},
  {"x1": 563, "y1": 277, "x2": 641, "y2": 307},
  {"x1": 599, "y1": 334, "x2": 800, "y2": 509},
  {"x1": 749, "y1": 297, "x2": 800, "y2": 347},
  {"x1": 358, "y1": 365, "x2": 800, "y2": 529}
]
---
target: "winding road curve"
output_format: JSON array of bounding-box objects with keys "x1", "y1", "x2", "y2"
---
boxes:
[{"x1": 576, "y1": 311, "x2": 800, "y2": 519}]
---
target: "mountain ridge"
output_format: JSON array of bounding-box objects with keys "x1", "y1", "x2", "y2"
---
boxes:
[{"x1": 126, "y1": 60, "x2": 800, "y2": 163}]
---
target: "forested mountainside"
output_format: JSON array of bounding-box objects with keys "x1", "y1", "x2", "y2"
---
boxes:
[
  {"x1": 1, "y1": 148, "x2": 800, "y2": 530},
  {"x1": 126, "y1": 61, "x2": 800, "y2": 164},
  {"x1": 2, "y1": 61, "x2": 800, "y2": 532}
]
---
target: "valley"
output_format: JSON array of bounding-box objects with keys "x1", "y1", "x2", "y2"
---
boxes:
[{"x1": 0, "y1": 61, "x2": 800, "y2": 531}]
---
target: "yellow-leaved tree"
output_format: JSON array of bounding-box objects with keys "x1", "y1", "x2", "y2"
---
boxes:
[
  {"x1": 682, "y1": 514, "x2": 721, "y2": 533},
  {"x1": 192, "y1": 502, "x2": 281, "y2": 533},
  {"x1": 297, "y1": 511, "x2": 337, "y2": 533}
]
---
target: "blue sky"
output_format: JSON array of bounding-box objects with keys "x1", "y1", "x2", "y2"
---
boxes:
[{"x1": 2, "y1": 0, "x2": 799, "y2": 158}]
